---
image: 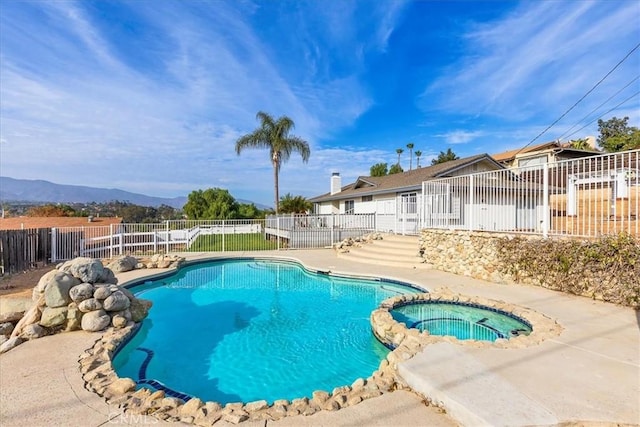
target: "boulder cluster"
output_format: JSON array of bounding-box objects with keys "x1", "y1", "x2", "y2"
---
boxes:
[
  {"x1": 109, "y1": 254, "x2": 185, "y2": 272},
  {"x1": 0, "y1": 257, "x2": 153, "y2": 354},
  {"x1": 333, "y1": 232, "x2": 384, "y2": 253}
]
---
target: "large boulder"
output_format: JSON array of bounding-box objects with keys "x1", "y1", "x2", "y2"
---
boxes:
[
  {"x1": 98, "y1": 267, "x2": 118, "y2": 284},
  {"x1": 59, "y1": 258, "x2": 104, "y2": 284},
  {"x1": 106, "y1": 256, "x2": 139, "y2": 273},
  {"x1": 22, "y1": 324, "x2": 47, "y2": 340},
  {"x1": 0, "y1": 322, "x2": 15, "y2": 336},
  {"x1": 0, "y1": 311, "x2": 24, "y2": 323},
  {"x1": 81, "y1": 310, "x2": 111, "y2": 332},
  {"x1": 103, "y1": 291, "x2": 130, "y2": 312},
  {"x1": 0, "y1": 337, "x2": 24, "y2": 354},
  {"x1": 130, "y1": 299, "x2": 152, "y2": 322},
  {"x1": 69, "y1": 283, "x2": 95, "y2": 303},
  {"x1": 78, "y1": 298, "x2": 103, "y2": 313},
  {"x1": 93, "y1": 285, "x2": 112, "y2": 300},
  {"x1": 65, "y1": 303, "x2": 83, "y2": 331},
  {"x1": 42, "y1": 272, "x2": 80, "y2": 308},
  {"x1": 40, "y1": 306, "x2": 68, "y2": 328},
  {"x1": 11, "y1": 305, "x2": 42, "y2": 338}
]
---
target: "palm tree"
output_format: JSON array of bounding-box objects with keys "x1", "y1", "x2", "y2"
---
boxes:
[
  {"x1": 235, "y1": 111, "x2": 310, "y2": 214},
  {"x1": 396, "y1": 148, "x2": 404, "y2": 167},
  {"x1": 415, "y1": 150, "x2": 422, "y2": 168},
  {"x1": 279, "y1": 193, "x2": 312, "y2": 214},
  {"x1": 406, "y1": 143, "x2": 414, "y2": 170},
  {"x1": 569, "y1": 138, "x2": 591, "y2": 150}
]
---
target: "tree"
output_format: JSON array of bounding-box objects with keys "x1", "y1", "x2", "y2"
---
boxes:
[
  {"x1": 568, "y1": 138, "x2": 591, "y2": 150},
  {"x1": 370, "y1": 162, "x2": 388, "y2": 177},
  {"x1": 279, "y1": 193, "x2": 312, "y2": 214},
  {"x1": 395, "y1": 148, "x2": 404, "y2": 167},
  {"x1": 406, "y1": 142, "x2": 414, "y2": 170},
  {"x1": 237, "y1": 203, "x2": 264, "y2": 219},
  {"x1": 26, "y1": 204, "x2": 76, "y2": 217},
  {"x1": 183, "y1": 188, "x2": 239, "y2": 219},
  {"x1": 389, "y1": 163, "x2": 404, "y2": 174},
  {"x1": 415, "y1": 150, "x2": 423, "y2": 168},
  {"x1": 431, "y1": 148, "x2": 459, "y2": 165},
  {"x1": 235, "y1": 111, "x2": 310, "y2": 213},
  {"x1": 597, "y1": 116, "x2": 640, "y2": 152}
]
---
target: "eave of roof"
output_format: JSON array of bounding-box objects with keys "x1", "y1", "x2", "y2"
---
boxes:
[{"x1": 310, "y1": 153, "x2": 499, "y2": 203}]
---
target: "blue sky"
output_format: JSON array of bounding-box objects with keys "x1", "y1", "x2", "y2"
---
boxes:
[{"x1": 1, "y1": 0, "x2": 639, "y2": 207}]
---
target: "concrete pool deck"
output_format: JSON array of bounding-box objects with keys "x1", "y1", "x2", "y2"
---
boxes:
[{"x1": 1, "y1": 249, "x2": 639, "y2": 426}]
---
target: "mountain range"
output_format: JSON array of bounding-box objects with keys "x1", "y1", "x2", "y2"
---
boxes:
[{"x1": 0, "y1": 177, "x2": 268, "y2": 209}]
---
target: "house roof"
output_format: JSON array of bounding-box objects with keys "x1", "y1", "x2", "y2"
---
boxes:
[
  {"x1": 310, "y1": 153, "x2": 502, "y2": 202},
  {"x1": 492, "y1": 141, "x2": 600, "y2": 163},
  {"x1": 0, "y1": 216, "x2": 123, "y2": 230},
  {"x1": 491, "y1": 141, "x2": 561, "y2": 163}
]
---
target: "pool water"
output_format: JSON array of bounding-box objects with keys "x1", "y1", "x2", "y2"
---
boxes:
[
  {"x1": 113, "y1": 259, "x2": 420, "y2": 404},
  {"x1": 391, "y1": 301, "x2": 532, "y2": 342}
]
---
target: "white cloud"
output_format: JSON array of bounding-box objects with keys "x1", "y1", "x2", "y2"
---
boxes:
[
  {"x1": 0, "y1": 1, "x2": 396, "y2": 205},
  {"x1": 436, "y1": 130, "x2": 484, "y2": 145},
  {"x1": 421, "y1": 1, "x2": 640, "y2": 125}
]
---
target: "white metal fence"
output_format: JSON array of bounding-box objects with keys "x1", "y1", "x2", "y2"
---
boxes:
[
  {"x1": 51, "y1": 215, "x2": 376, "y2": 262},
  {"x1": 421, "y1": 149, "x2": 639, "y2": 238}
]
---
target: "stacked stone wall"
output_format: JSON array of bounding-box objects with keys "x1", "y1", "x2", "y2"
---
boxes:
[
  {"x1": 418, "y1": 229, "x2": 529, "y2": 284},
  {"x1": 419, "y1": 229, "x2": 640, "y2": 307}
]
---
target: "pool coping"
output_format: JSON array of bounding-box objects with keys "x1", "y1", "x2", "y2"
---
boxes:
[{"x1": 78, "y1": 255, "x2": 566, "y2": 425}]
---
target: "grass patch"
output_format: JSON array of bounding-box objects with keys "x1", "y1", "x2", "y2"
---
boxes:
[{"x1": 188, "y1": 233, "x2": 278, "y2": 251}]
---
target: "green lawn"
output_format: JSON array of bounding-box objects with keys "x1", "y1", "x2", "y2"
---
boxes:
[{"x1": 188, "y1": 233, "x2": 278, "y2": 251}]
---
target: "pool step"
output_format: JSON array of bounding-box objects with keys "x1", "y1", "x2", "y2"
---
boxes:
[
  {"x1": 338, "y1": 234, "x2": 430, "y2": 269},
  {"x1": 398, "y1": 342, "x2": 557, "y2": 426}
]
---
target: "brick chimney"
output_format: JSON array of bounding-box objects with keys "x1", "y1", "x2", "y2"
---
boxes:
[{"x1": 331, "y1": 172, "x2": 342, "y2": 195}]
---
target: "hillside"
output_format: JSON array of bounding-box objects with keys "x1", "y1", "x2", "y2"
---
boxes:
[{"x1": 0, "y1": 177, "x2": 268, "y2": 209}]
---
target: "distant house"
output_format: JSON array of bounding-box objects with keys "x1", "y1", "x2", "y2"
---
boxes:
[
  {"x1": 492, "y1": 140, "x2": 600, "y2": 168},
  {"x1": 0, "y1": 216, "x2": 122, "y2": 231},
  {"x1": 309, "y1": 154, "x2": 506, "y2": 234}
]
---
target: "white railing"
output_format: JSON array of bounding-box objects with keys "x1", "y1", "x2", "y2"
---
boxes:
[
  {"x1": 50, "y1": 215, "x2": 377, "y2": 262},
  {"x1": 421, "y1": 149, "x2": 639, "y2": 238},
  {"x1": 265, "y1": 213, "x2": 376, "y2": 248}
]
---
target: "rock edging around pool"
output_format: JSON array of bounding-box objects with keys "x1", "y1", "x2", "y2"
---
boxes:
[
  {"x1": 371, "y1": 289, "x2": 563, "y2": 356},
  {"x1": 80, "y1": 326, "x2": 401, "y2": 425}
]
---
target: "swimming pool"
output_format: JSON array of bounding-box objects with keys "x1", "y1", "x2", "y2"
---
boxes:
[{"x1": 112, "y1": 259, "x2": 421, "y2": 404}]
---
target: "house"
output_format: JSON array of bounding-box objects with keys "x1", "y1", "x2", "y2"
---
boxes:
[
  {"x1": 492, "y1": 139, "x2": 600, "y2": 168},
  {"x1": 309, "y1": 154, "x2": 507, "y2": 234}
]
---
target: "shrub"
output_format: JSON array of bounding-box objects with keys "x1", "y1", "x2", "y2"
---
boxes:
[{"x1": 497, "y1": 233, "x2": 640, "y2": 308}]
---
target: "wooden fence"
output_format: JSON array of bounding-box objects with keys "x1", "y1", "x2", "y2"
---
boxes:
[{"x1": 0, "y1": 228, "x2": 52, "y2": 275}]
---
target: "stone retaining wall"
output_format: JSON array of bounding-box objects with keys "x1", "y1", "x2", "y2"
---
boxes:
[{"x1": 419, "y1": 229, "x2": 541, "y2": 284}]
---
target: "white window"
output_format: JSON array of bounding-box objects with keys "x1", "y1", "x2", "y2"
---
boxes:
[
  {"x1": 345, "y1": 200, "x2": 355, "y2": 214},
  {"x1": 362, "y1": 195, "x2": 373, "y2": 202}
]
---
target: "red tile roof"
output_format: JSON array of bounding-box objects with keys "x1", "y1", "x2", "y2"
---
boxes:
[{"x1": 0, "y1": 216, "x2": 122, "y2": 230}]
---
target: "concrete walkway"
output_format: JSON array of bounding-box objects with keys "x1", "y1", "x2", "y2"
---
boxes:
[{"x1": 1, "y1": 249, "x2": 639, "y2": 426}]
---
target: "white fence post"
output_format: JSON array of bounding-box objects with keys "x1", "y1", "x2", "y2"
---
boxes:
[
  {"x1": 277, "y1": 216, "x2": 281, "y2": 250},
  {"x1": 469, "y1": 174, "x2": 474, "y2": 231},
  {"x1": 542, "y1": 163, "x2": 549, "y2": 238},
  {"x1": 165, "y1": 221, "x2": 170, "y2": 254},
  {"x1": 51, "y1": 228, "x2": 57, "y2": 263},
  {"x1": 331, "y1": 213, "x2": 335, "y2": 245},
  {"x1": 222, "y1": 220, "x2": 226, "y2": 252},
  {"x1": 109, "y1": 224, "x2": 114, "y2": 259}
]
